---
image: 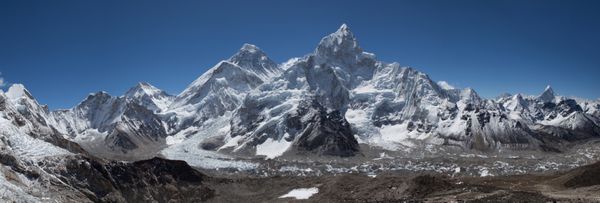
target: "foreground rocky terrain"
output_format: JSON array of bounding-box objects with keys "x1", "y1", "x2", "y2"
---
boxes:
[
  {"x1": 3, "y1": 146, "x2": 600, "y2": 203},
  {"x1": 1, "y1": 24, "x2": 600, "y2": 202}
]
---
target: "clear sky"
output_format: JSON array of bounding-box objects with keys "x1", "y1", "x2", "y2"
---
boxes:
[{"x1": 1, "y1": 0, "x2": 599, "y2": 109}]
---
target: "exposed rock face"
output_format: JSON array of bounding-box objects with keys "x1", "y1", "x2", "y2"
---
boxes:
[
  {"x1": 291, "y1": 99, "x2": 359, "y2": 156},
  {"x1": 52, "y1": 157, "x2": 214, "y2": 202},
  {"x1": 563, "y1": 162, "x2": 600, "y2": 188},
  {"x1": 104, "y1": 102, "x2": 168, "y2": 152}
]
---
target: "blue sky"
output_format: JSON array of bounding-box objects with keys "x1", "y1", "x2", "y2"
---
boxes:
[{"x1": 1, "y1": 0, "x2": 599, "y2": 109}]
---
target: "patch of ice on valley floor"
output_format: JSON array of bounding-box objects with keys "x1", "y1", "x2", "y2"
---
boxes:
[
  {"x1": 480, "y1": 168, "x2": 493, "y2": 177},
  {"x1": 255, "y1": 135, "x2": 292, "y2": 159},
  {"x1": 279, "y1": 187, "x2": 319, "y2": 200}
]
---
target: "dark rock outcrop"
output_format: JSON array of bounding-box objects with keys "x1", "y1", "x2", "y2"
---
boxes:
[
  {"x1": 291, "y1": 99, "x2": 359, "y2": 157},
  {"x1": 53, "y1": 156, "x2": 214, "y2": 202}
]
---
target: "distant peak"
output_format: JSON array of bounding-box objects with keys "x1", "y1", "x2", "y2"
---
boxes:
[
  {"x1": 125, "y1": 82, "x2": 165, "y2": 98},
  {"x1": 514, "y1": 93, "x2": 523, "y2": 99},
  {"x1": 240, "y1": 43, "x2": 261, "y2": 53},
  {"x1": 538, "y1": 85, "x2": 556, "y2": 102},
  {"x1": 332, "y1": 23, "x2": 354, "y2": 38},
  {"x1": 227, "y1": 44, "x2": 278, "y2": 76},
  {"x1": 542, "y1": 85, "x2": 555, "y2": 95},
  {"x1": 137, "y1": 82, "x2": 152, "y2": 87},
  {"x1": 338, "y1": 23, "x2": 349, "y2": 32},
  {"x1": 92, "y1": 91, "x2": 110, "y2": 96},
  {"x1": 84, "y1": 91, "x2": 111, "y2": 101},
  {"x1": 230, "y1": 44, "x2": 268, "y2": 61},
  {"x1": 315, "y1": 23, "x2": 361, "y2": 58},
  {"x1": 133, "y1": 82, "x2": 159, "y2": 91}
]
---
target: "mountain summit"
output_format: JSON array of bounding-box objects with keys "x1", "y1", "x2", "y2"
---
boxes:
[
  {"x1": 229, "y1": 43, "x2": 280, "y2": 81},
  {"x1": 124, "y1": 82, "x2": 173, "y2": 113},
  {"x1": 316, "y1": 24, "x2": 362, "y2": 61},
  {"x1": 538, "y1": 85, "x2": 556, "y2": 103}
]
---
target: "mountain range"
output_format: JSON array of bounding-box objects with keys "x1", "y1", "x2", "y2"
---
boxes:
[
  {"x1": 2, "y1": 24, "x2": 600, "y2": 162},
  {"x1": 2, "y1": 23, "x2": 600, "y2": 202}
]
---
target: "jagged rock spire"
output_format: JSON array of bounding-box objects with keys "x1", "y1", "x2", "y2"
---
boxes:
[{"x1": 538, "y1": 85, "x2": 556, "y2": 103}]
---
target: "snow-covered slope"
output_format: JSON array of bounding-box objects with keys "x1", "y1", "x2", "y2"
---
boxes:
[
  {"x1": 165, "y1": 44, "x2": 282, "y2": 134},
  {"x1": 4, "y1": 84, "x2": 55, "y2": 137},
  {"x1": 50, "y1": 87, "x2": 169, "y2": 158},
  {"x1": 124, "y1": 82, "x2": 174, "y2": 113},
  {"x1": 1, "y1": 85, "x2": 86, "y2": 154}
]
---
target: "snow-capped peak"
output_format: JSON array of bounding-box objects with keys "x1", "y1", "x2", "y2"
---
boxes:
[
  {"x1": 538, "y1": 85, "x2": 556, "y2": 103},
  {"x1": 227, "y1": 43, "x2": 280, "y2": 81},
  {"x1": 315, "y1": 23, "x2": 362, "y2": 59},
  {"x1": 125, "y1": 82, "x2": 166, "y2": 98},
  {"x1": 339, "y1": 23, "x2": 349, "y2": 32},
  {"x1": 229, "y1": 43, "x2": 269, "y2": 64},
  {"x1": 503, "y1": 93, "x2": 527, "y2": 111},
  {"x1": 5, "y1": 84, "x2": 34, "y2": 102},
  {"x1": 124, "y1": 82, "x2": 173, "y2": 112},
  {"x1": 238, "y1": 43, "x2": 261, "y2": 53}
]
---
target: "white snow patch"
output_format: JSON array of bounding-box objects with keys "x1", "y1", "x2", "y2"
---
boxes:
[
  {"x1": 220, "y1": 134, "x2": 243, "y2": 150},
  {"x1": 353, "y1": 83, "x2": 378, "y2": 94},
  {"x1": 345, "y1": 109, "x2": 369, "y2": 124},
  {"x1": 256, "y1": 136, "x2": 292, "y2": 159},
  {"x1": 165, "y1": 135, "x2": 183, "y2": 145},
  {"x1": 480, "y1": 168, "x2": 492, "y2": 177},
  {"x1": 0, "y1": 118, "x2": 72, "y2": 160},
  {"x1": 378, "y1": 123, "x2": 425, "y2": 147},
  {"x1": 279, "y1": 187, "x2": 319, "y2": 200},
  {"x1": 160, "y1": 114, "x2": 258, "y2": 170}
]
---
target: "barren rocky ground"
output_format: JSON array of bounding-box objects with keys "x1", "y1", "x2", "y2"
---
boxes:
[{"x1": 201, "y1": 161, "x2": 600, "y2": 202}]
